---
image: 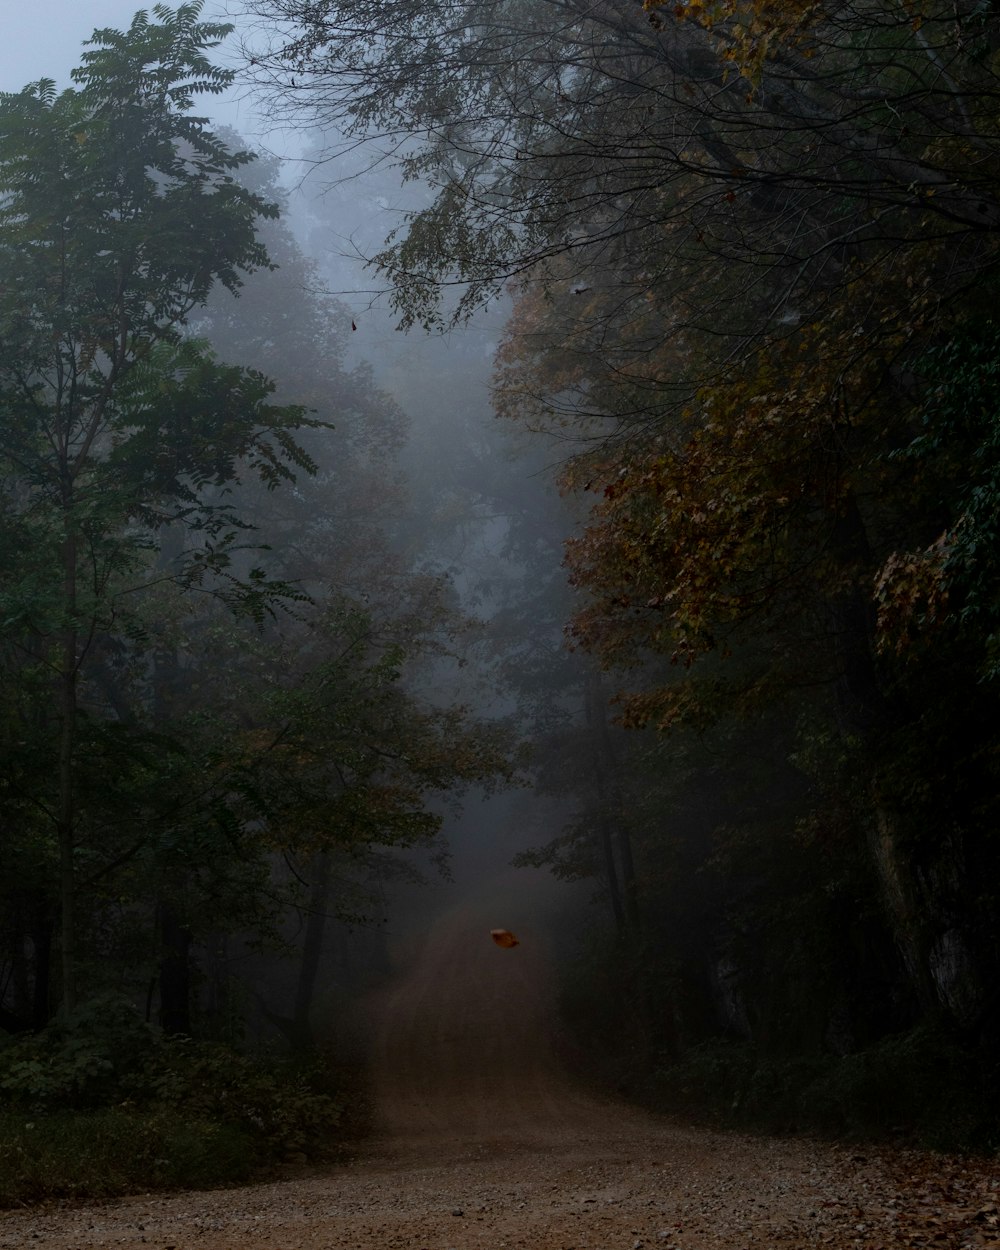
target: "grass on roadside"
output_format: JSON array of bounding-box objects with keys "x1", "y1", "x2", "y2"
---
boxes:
[{"x1": 0, "y1": 1107, "x2": 256, "y2": 1206}]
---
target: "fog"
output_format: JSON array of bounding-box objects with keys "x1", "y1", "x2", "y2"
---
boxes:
[
  {"x1": 0, "y1": 0, "x2": 600, "y2": 1053},
  {"x1": 3, "y1": 0, "x2": 998, "y2": 1152}
]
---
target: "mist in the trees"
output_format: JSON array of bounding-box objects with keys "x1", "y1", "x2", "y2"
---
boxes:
[
  {"x1": 237, "y1": 0, "x2": 1000, "y2": 1141},
  {"x1": 2, "y1": 0, "x2": 1000, "y2": 1161}
]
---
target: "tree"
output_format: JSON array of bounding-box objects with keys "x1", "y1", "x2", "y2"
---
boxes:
[
  {"x1": 131, "y1": 119, "x2": 527, "y2": 1039},
  {"x1": 242, "y1": 0, "x2": 1000, "y2": 1117},
  {"x1": 244, "y1": 0, "x2": 1000, "y2": 352},
  {"x1": 0, "y1": 2, "x2": 316, "y2": 1016},
  {"x1": 495, "y1": 231, "x2": 1000, "y2": 1032}
]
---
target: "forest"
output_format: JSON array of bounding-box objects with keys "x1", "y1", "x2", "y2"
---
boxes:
[{"x1": 1, "y1": 0, "x2": 1000, "y2": 1201}]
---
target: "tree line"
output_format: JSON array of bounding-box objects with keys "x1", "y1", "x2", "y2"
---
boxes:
[
  {"x1": 0, "y1": 2, "x2": 514, "y2": 1057},
  {"x1": 246, "y1": 0, "x2": 1000, "y2": 1141},
  {"x1": 3, "y1": 0, "x2": 1000, "y2": 1152}
]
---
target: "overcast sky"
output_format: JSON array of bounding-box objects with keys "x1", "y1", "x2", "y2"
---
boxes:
[
  {"x1": 0, "y1": 0, "x2": 275, "y2": 145},
  {"x1": 0, "y1": 0, "x2": 404, "y2": 314}
]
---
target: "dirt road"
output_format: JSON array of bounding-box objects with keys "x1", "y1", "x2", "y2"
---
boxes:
[{"x1": 3, "y1": 883, "x2": 998, "y2": 1249}]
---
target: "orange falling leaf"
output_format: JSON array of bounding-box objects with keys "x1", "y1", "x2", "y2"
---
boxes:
[{"x1": 490, "y1": 928, "x2": 520, "y2": 948}]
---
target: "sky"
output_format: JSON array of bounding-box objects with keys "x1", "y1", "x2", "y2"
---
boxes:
[
  {"x1": 0, "y1": 0, "x2": 273, "y2": 145},
  {"x1": 0, "y1": 0, "x2": 488, "y2": 331}
]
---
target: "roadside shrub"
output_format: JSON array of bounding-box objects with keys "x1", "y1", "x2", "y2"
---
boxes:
[
  {"x1": 0, "y1": 1108, "x2": 255, "y2": 1206},
  {"x1": 796, "y1": 1025, "x2": 991, "y2": 1147},
  {"x1": 0, "y1": 995, "x2": 349, "y2": 1205},
  {"x1": 131, "y1": 1038, "x2": 345, "y2": 1160},
  {"x1": 0, "y1": 998, "x2": 343, "y2": 1161},
  {"x1": 649, "y1": 1025, "x2": 997, "y2": 1150},
  {"x1": 0, "y1": 996, "x2": 157, "y2": 1110},
  {"x1": 650, "y1": 1040, "x2": 756, "y2": 1120}
]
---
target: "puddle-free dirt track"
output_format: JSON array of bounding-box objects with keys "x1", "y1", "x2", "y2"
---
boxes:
[{"x1": 3, "y1": 879, "x2": 998, "y2": 1249}]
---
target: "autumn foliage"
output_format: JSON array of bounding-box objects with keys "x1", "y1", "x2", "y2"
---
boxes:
[
  {"x1": 488, "y1": 0, "x2": 1000, "y2": 1102},
  {"x1": 246, "y1": 0, "x2": 1000, "y2": 1136}
]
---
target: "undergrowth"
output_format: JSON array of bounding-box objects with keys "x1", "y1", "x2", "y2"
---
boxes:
[
  {"x1": 646, "y1": 1025, "x2": 1000, "y2": 1152},
  {"x1": 0, "y1": 996, "x2": 355, "y2": 1207},
  {"x1": 557, "y1": 928, "x2": 998, "y2": 1153},
  {"x1": 0, "y1": 1108, "x2": 254, "y2": 1206}
]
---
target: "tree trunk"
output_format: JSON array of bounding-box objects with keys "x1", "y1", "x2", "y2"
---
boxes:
[
  {"x1": 585, "y1": 670, "x2": 641, "y2": 932},
  {"x1": 585, "y1": 671, "x2": 626, "y2": 931},
  {"x1": 31, "y1": 899, "x2": 53, "y2": 1030},
  {"x1": 583, "y1": 669, "x2": 662, "y2": 1056},
  {"x1": 158, "y1": 901, "x2": 193, "y2": 1036},
  {"x1": 151, "y1": 547, "x2": 195, "y2": 1038},
  {"x1": 292, "y1": 852, "x2": 334, "y2": 1051},
  {"x1": 828, "y1": 494, "x2": 938, "y2": 1012},
  {"x1": 57, "y1": 531, "x2": 78, "y2": 1017}
]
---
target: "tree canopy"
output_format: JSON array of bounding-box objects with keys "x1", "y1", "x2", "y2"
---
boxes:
[
  {"x1": 246, "y1": 0, "x2": 1000, "y2": 1134},
  {"x1": 0, "y1": 3, "x2": 516, "y2": 1039}
]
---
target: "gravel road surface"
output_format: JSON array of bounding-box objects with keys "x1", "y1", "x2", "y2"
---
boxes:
[{"x1": 2, "y1": 881, "x2": 997, "y2": 1249}]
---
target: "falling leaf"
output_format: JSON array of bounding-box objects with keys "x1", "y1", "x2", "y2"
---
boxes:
[{"x1": 490, "y1": 928, "x2": 520, "y2": 948}]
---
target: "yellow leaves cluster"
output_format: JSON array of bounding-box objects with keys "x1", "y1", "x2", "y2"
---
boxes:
[
  {"x1": 874, "y1": 535, "x2": 951, "y2": 658},
  {"x1": 566, "y1": 386, "x2": 809, "y2": 672},
  {"x1": 561, "y1": 287, "x2": 914, "y2": 727},
  {"x1": 642, "y1": 0, "x2": 819, "y2": 83}
]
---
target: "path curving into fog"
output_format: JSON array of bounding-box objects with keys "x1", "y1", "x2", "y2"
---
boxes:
[
  {"x1": 364, "y1": 884, "x2": 612, "y2": 1154},
  {"x1": 3, "y1": 875, "x2": 997, "y2": 1249}
]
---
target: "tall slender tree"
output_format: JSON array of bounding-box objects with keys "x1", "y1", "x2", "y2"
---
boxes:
[{"x1": 0, "y1": 3, "x2": 315, "y2": 1014}]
